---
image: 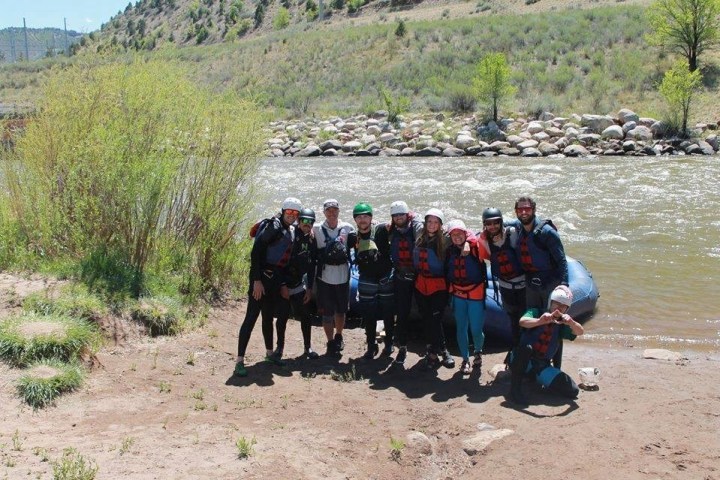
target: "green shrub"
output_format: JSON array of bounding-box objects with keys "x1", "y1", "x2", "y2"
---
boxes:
[
  {"x1": 129, "y1": 296, "x2": 194, "y2": 336},
  {"x1": 52, "y1": 447, "x2": 98, "y2": 480},
  {"x1": 273, "y1": 7, "x2": 291, "y2": 30},
  {"x1": 16, "y1": 360, "x2": 84, "y2": 409},
  {"x1": 0, "y1": 314, "x2": 101, "y2": 366},
  {"x1": 22, "y1": 286, "x2": 108, "y2": 321}
]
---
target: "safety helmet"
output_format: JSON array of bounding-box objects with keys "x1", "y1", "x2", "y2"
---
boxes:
[
  {"x1": 281, "y1": 197, "x2": 302, "y2": 212},
  {"x1": 446, "y1": 219, "x2": 466, "y2": 234},
  {"x1": 353, "y1": 202, "x2": 373, "y2": 217},
  {"x1": 424, "y1": 207, "x2": 444, "y2": 224},
  {"x1": 299, "y1": 208, "x2": 316, "y2": 222},
  {"x1": 482, "y1": 207, "x2": 503, "y2": 222},
  {"x1": 549, "y1": 285, "x2": 573, "y2": 307},
  {"x1": 390, "y1": 201, "x2": 410, "y2": 216}
]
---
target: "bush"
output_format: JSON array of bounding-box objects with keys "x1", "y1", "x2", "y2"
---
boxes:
[
  {"x1": 16, "y1": 359, "x2": 84, "y2": 409},
  {"x1": 273, "y1": 7, "x2": 291, "y2": 30},
  {"x1": 129, "y1": 296, "x2": 195, "y2": 336},
  {"x1": 0, "y1": 314, "x2": 101, "y2": 367},
  {"x1": 52, "y1": 448, "x2": 98, "y2": 480},
  {"x1": 22, "y1": 286, "x2": 108, "y2": 321},
  {"x1": 2, "y1": 60, "x2": 264, "y2": 298},
  {"x1": 447, "y1": 84, "x2": 476, "y2": 113}
]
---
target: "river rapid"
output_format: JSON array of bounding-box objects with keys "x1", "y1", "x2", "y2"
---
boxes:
[{"x1": 254, "y1": 155, "x2": 720, "y2": 351}]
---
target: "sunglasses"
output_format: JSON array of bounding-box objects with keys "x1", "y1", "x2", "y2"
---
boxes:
[
  {"x1": 300, "y1": 218, "x2": 314, "y2": 225},
  {"x1": 484, "y1": 220, "x2": 501, "y2": 226},
  {"x1": 515, "y1": 206, "x2": 533, "y2": 213},
  {"x1": 284, "y1": 209, "x2": 300, "y2": 216}
]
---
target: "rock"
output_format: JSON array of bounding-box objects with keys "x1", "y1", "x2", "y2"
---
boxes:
[
  {"x1": 477, "y1": 124, "x2": 506, "y2": 142},
  {"x1": 650, "y1": 121, "x2": 669, "y2": 138},
  {"x1": 617, "y1": 108, "x2": 640, "y2": 125},
  {"x1": 366, "y1": 118, "x2": 379, "y2": 126},
  {"x1": 539, "y1": 111, "x2": 555, "y2": 121},
  {"x1": 565, "y1": 127, "x2": 580, "y2": 138},
  {"x1": 408, "y1": 119, "x2": 425, "y2": 128},
  {"x1": 527, "y1": 121, "x2": 544, "y2": 134},
  {"x1": 476, "y1": 151, "x2": 498, "y2": 157},
  {"x1": 506, "y1": 135, "x2": 525, "y2": 147},
  {"x1": 487, "y1": 364, "x2": 510, "y2": 381},
  {"x1": 465, "y1": 145, "x2": 485, "y2": 155},
  {"x1": 354, "y1": 149, "x2": 375, "y2": 157},
  {"x1": 554, "y1": 137, "x2": 570, "y2": 150},
  {"x1": 627, "y1": 126, "x2": 653, "y2": 141},
  {"x1": 361, "y1": 134, "x2": 377, "y2": 145},
  {"x1": 622, "y1": 121, "x2": 637, "y2": 134},
  {"x1": 643, "y1": 349, "x2": 687, "y2": 362},
  {"x1": 296, "y1": 145, "x2": 321, "y2": 157},
  {"x1": 378, "y1": 148, "x2": 401, "y2": 156},
  {"x1": 498, "y1": 147, "x2": 521, "y2": 156},
  {"x1": 455, "y1": 135, "x2": 476, "y2": 149},
  {"x1": 622, "y1": 140, "x2": 637, "y2": 152},
  {"x1": 342, "y1": 140, "x2": 363, "y2": 152},
  {"x1": 638, "y1": 117, "x2": 657, "y2": 127},
  {"x1": 563, "y1": 144, "x2": 589, "y2": 157},
  {"x1": 366, "y1": 125, "x2": 382, "y2": 136},
  {"x1": 705, "y1": 134, "x2": 719, "y2": 151},
  {"x1": 323, "y1": 125, "x2": 339, "y2": 134},
  {"x1": 602, "y1": 125, "x2": 624, "y2": 140},
  {"x1": 538, "y1": 142, "x2": 560, "y2": 156},
  {"x1": 269, "y1": 148, "x2": 285, "y2": 157},
  {"x1": 462, "y1": 428, "x2": 514, "y2": 456},
  {"x1": 406, "y1": 432, "x2": 433, "y2": 456},
  {"x1": 517, "y1": 139, "x2": 539, "y2": 150},
  {"x1": 321, "y1": 148, "x2": 337, "y2": 156},
  {"x1": 532, "y1": 131, "x2": 550, "y2": 142},
  {"x1": 545, "y1": 126, "x2": 564, "y2": 138},
  {"x1": 696, "y1": 140, "x2": 715, "y2": 155},
  {"x1": 487, "y1": 141, "x2": 510, "y2": 151},
  {"x1": 320, "y1": 139, "x2": 343, "y2": 151},
  {"x1": 371, "y1": 110, "x2": 388, "y2": 119},
  {"x1": 520, "y1": 147, "x2": 542, "y2": 157},
  {"x1": 442, "y1": 147, "x2": 465, "y2": 157},
  {"x1": 577, "y1": 133, "x2": 602, "y2": 145},
  {"x1": 400, "y1": 147, "x2": 416, "y2": 156},
  {"x1": 416, "y1": 147, "x2": 442, "y2": 156},
  {"x1": 684, "y1": 143, "x2": 703, "y2": 155},
  {"x1": 379, "y1": 133, "x2": 397, "y2": 144},
  {"x1": 436, "y1": 141, "x2": 453, "y2": 151},
  {"x1": 581, "y1": 114, "x2": 615, "y2": 133}
]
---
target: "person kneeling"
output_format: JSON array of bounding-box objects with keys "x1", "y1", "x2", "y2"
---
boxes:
[{"x1": 509, "y1": 285, "x2": 583, "y2": 405}]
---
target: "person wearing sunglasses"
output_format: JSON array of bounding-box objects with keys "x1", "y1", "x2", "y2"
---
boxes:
[
  {"x1": 286, "y1": 208, "x2": 320, "y2": 360},
  {"x1": 234, "y1": 197, "x2": 302, "y2": 377},
  {"x1": 479, "y1": 207, "x2": 526, "y2": 347},
  {"x1": 512, "y1": 196, "x2": 569, "y2": 368}
]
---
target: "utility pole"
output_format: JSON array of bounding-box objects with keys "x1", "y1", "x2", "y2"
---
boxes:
[
  {"x1": 64, "y1": 18, "x2": 69, "y2": 56},
  {"x1": 23, "y1": 18, "x2": 30, "y2": 61},
  {"x1": 9, "y1": 29, "x2": 16, "y2": 63}
]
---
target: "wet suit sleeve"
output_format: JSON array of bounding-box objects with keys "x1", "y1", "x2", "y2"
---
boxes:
[
  {"x1": 305, "y1": 235, "x2": 318, "y2": 290},
  {"x1": 347, "y1": 231, "x2": 358, "y2": 266},
  {"x1": 249, "y1": 219, "x2": 281, "y2": 282},
  {"x1": 543, "y1": 225, "x2": 569, "y2": 285},
  {"x1": 560, "y1": 324, "x2": 578, "y2": 341}
]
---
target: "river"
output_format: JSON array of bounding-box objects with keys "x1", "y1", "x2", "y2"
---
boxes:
[{"x1": 254, "y1": 155, "x2": 720, "y2": 351}]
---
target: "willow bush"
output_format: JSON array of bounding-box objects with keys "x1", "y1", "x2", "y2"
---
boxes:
[{"x1": 2, "y1": 58, "x2": 265, "y2": 298}]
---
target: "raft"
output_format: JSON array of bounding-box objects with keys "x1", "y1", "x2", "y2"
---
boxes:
[{"x1": 348, "y1": 255, "x2": 599, "y2": 346}]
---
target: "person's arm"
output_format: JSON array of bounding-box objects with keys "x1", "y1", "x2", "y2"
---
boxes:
[
  {"x1": 544, "y1": 226, "x2": 569, "y2": 285},
  {"x1": 555, "y1": 312, "x2": 584, "y2": 336}
]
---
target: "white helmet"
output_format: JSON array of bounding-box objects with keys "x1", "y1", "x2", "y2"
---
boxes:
[
  {"x1": 424, "y1": 207, "x2": 444, "y2": 224},
  {"x1": 549, "y1": 285, "x2": 573, "y2": 307},
  {"x1": 390, "y1": 201, "x2": 410, "y2": 215},
  {"x1": 445, "y1": 219, "x2": 466, "y2": 234},
  {"x1": 281, "y1": 197, "x2": 302, "y2": 212}
]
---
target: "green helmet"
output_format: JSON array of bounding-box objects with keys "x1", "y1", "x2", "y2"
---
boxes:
[{"x1": 353, "y1": 202, "x2": 373, "y2": 217}]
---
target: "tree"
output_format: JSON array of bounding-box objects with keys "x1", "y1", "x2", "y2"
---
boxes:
[
  {"x1": 659, "y1": 60, "x2": 703, "y2": 136},
  {"x1": 273, "y1": 7, "x2": 291, "y2": 30},
  {"x1": 647, "y1": 0, "x2": 720, "y2": 72},
  {"x1": 473, "y1": 52, "x2": 517, "y2": 122},
  {"x1": 395, "y1": 19, "x2": 406, "y2": 38}
]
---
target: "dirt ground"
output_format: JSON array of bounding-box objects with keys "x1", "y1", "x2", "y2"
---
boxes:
[{"x1": 1, "y1": 293, "x2": 719, "y2": 479}]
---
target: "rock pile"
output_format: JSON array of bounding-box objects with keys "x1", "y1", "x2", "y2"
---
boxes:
[{"x1": 266, "y1": 109, "x2": 719, "y2": 158}]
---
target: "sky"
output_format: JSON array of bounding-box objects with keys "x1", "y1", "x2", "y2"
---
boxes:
[{"x1": 0, "y1": 0, "x2": 132, "y2": 32}]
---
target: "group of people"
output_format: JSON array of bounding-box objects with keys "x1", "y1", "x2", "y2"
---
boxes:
[{"x1": 234, "y1": 195, "x2": 586, "y2": 405}]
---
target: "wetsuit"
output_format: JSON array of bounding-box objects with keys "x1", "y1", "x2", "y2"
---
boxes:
[
  {"x1": 348, "y1": 224, "x2": 394, "y2": 349},
  {"x1": 413, "y1": 233, "x2": 449, "y2": 358},
  {"x1": 237, "y1": 217, "x2": 294, "y2": 358},
  {"x1": 286, "y1": 228, "x2": 318, "y2": 353}
]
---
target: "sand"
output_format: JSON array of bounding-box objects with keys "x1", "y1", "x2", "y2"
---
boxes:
[{"x1": 1, "y1": 299, "x2": 718, "y2": 479}]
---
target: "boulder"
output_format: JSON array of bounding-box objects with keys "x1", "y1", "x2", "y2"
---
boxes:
[
  {"x1": 354, "y1": 149, "x2": 375, "y2": 157},
  {"x1": 371, "y1": 110, "x2": 389, "y2": 119},
  {"x1": 622, "y1": 121, "x2": 637, "y2": 134},
  {"x1": 462, "y1": 426, "x2": 514, "y2": 456},
  {"x1": 696, "y1": 140, "x2": 715, "y2": 155},
  {"x1": 532, "y1": 131, "x2": 551, "y2": 142},
  {"x1": 602, "y1": 125, "x2": 624, "y2": 140},
  {"x1": 498, "y1": 147, "x2": 521, "y2": 156},
  {"x1": 527, "y1": 121, "x2": 545, "y2": 134},
  {"x1": 342, "y1": 140, "x2": 363, "y2": 152},
  {"x1": 622, "y1": 140, "x2": 637, "y2": 152},
  {"x1": 416, "y1": 147, "x2": 442, "y2": 156},
  {"x1": 627, "y1": 126, "x2": 653, "y2": 141},
  {"x1": 517, "y1": 139, "x2": 539, "y2": 150},
  {"x1": 643, "y1": 349, "x2": 687, "y2": 362},
  {"x1": 443, "y1": 147, "x2": 465, "y2": 157},
  {"x1": 296, "y1": 145, "x2": 321, "y2": 157},
  {"x1": 554, "y1": 137, "x2": 570, "y2": 149},
  {"x1": 581, "y1": 114, "x2": 615, "y2": 133},
  {"x1": 684, "y1": 143, "x2": 703, "y2": 155},
  {"x1": 270, "y1": 148, "x2": 285, "y2": 157},
  {"x1": 506, "y1": 135, "x2": 525, "y2": 147},
  {"x1": 323, "y1": 125, "x2": 339, "y2": 134},
  {"x1": 366, "y1": 125, "x2": 382, "y2": 136},
  {"x1": 320, "y1": 139, "x2": 343, "y2": 151},
  {"x1": 378, "y1": 148, "x2": 401, "y2": 156},
  {"x1": 378, "y1": 133, "x2": 397, "y2": 144},
  {"x1": 520, "y1": 147, "x2": 542, "y2": 157},
  {"x1": 650, "y1": 121, "x2": 668, "y2": 138},
  {"x1": 565, "y1": 127, "x2": 580, "y2": 138},
  {"x1": 361, "y1": 134, "x2": 377, "y2": 145},
  {"x1": 455, "y1": 135, "x2": 476, "y2": 149},
  {"x1": 321, "y1": 148, "x2": 337, "y2": 156},
  {"x1": 400, "y1": 147, "x2": 416, "y2": 156},
  {"x1": 487, "y1": 141, "x2": 510, "y2": 151},
  {"x1": 538, "y1": 142, "x2": 560, "y2": 156},
  {"x1": 705, "y1": 134, "x2": 719, "y2": 151},
  {"x1": 539, "y1": 111, "x2": 555, "y2": 121},
  {"x1": 545, "y1": 126, "x2": 564, "y2": 138},
  {"x1": 406, "y1": 432, "x2": 433, "y2": 456},
  {"x1": 476, "y1": 151, "x2": 498, "y2": 157},
  {"x1": 563, "y1": 144, "x2": 589, "y2": 156},
  {"x1": 366, "y1": 118, "x2": 380, "y2": 126},
  {"x1": 638, "y1": 117, "x2": 658, "y2": 127},
  {"x1": 465, "y1": 145, "x2": 485, "y2": 155},
  {"x1": 617, "y1": 108, "x2": 640, "y2": 125},
  {"x1": 577, "y1": 133, "x2": 602, "y2": 145}
]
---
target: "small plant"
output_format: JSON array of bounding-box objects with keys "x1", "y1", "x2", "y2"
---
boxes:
[
  {"x1": 129, "y1": 297, "x2": 188, "y2": 336},
  {"x1": 186, "y1": 351, "x2": 196, "y2": 366},
  {"x1": 395, "y1": 19, "x2": 406, "y2": 38},
  {"x1": 151, "y1": 348, "x2": 159, "y2": 370},
  {"x1": 22, "y1": 286, "x2": 108, "y2": 322},
  {"x1": 380, "y1": 88, "x2": 410, "y2": 124},
  {"x1": 16, "y1": 360, "x2": 85, "y2": 409},
  {"x1": 119, "y1": 437, "x2": 134, "y2": 455},
  {"x1": 32, "y1": 446, "x2": 49, "y2": 462},
  {"x1": 389, "y1": 437, "x2": 405, "y2": 461},
  {"x1": 330, "y1": 364, "x2": 362, "y2": 382},
  {"x1": 0, "y1": 314, "x2": 101, "y2": 367},
  {"x1": 11, "y1": 429, "x2": 23, "y2": 451},
  {"x1": 159, "y1": 381, "x2": 171, "y2": 393},
  {"x1": 194, "y1": 400, "x2": 208, "y2": 411},
  {"x1": 235, "y1": 436, "x2": 256, "y2": 459},
  {"x1": 51, "y1": 448, "x2": 98, "y2": 480},
  {"x1": 190, "y1": 388, "x2": 205, "y2": 401}
]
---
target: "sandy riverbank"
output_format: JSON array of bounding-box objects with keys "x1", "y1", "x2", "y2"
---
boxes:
[{"x1": 1, "y1": 300, "x2": 718, "y2": 479}]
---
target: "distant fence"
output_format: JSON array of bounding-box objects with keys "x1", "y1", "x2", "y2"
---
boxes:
[{"x1": 0, "y1": 19, "x2": 79, "y2": 63}]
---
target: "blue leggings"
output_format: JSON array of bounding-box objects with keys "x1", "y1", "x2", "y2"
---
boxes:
[{"x1": 451, "y1": 296, "x2": 485, "y2": 360}]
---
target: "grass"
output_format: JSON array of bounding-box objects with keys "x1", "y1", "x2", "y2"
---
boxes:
[
  {"x1": 0, "y1": 313, "x2": 101, "y2": 367},
  {"x1": 22, "y1": 286, "x2": 109, "y2": 322},
  {"x1": 51, "y1": 448, "x2": 98, "y2": 480},
  {"x1": 235, "y1": 436, "x2": 257, "y2": 459},
  {"x1": 16, "y1": 359, "x2": 85, "y2": 409},
  {"x1": 389, "y1": 436, "x2": 405, "y2": 461},
  {"x1": 329, "y1": 364, "x2": 362, "y2": 382},
  {"x1": 129, "y1": 296, "x2": 201, "y2": 336},
  {"x1": 119, "y1": 437, "x2": 134, "y2": 455}
]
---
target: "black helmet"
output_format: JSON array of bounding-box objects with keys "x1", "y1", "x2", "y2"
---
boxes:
[
  {"x1": 299, "y1": 208, "x2": 316, "y2": 222},
  {"x1": 482, "y1": 207, "x2": 503, "y2": 222}
]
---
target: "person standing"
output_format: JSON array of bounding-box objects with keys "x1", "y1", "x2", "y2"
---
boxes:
[
  {"x1": 347, "y1": 203, "x2": 394, "y2": 359},
  {"x1": 286, "y1": 208, "x2": 320, "y2": 359},
  {"x1": 509, "y1": 285, "x2": 584, "y2": 405},
  {"x1": 382, "y1": 201, "x2": 423, "y2": 366},
  {"x1": 479, "y1": 207, "x2": 526, "y2": 346},
  {"x1": 234, "y1": 197, "x2": 301, "y2": 377},
  {"x1": 445, "y1": 219, "x2": 490, "y2": 375},
  {"x1": 413, "y1": 208, "x2": 454, "y2": 369},
  {"x1": 313, "y1": 199, "x2": 354, "y2": 355},
  {"x1": 513, "y1": 196, "x2": 569, "y2": 367}
]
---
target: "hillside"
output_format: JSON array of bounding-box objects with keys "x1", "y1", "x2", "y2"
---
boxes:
[{"x1": 0, "y1": 27, "x2": 82, "y2": 62}]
